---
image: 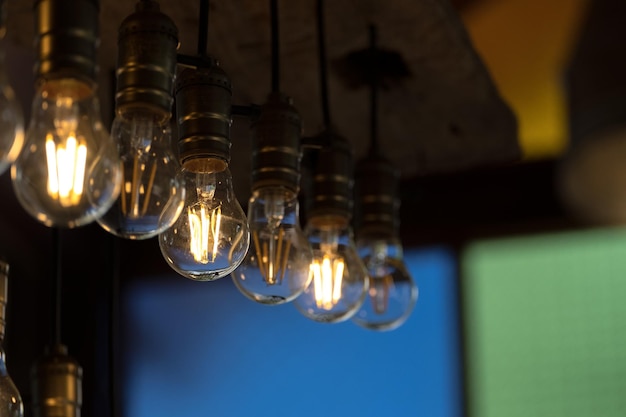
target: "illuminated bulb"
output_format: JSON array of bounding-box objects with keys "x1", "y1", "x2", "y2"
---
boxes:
[
  {"x1": 232, "y1": 188, "x2": 312, "y2": 304},
  {"x1": 159, "y1": 158, "x2": 249, "y2": 281},
  {"x1": 0, "y1": 49, "x2": 24, "y2": 177},
  {"x1": 293, "y1": 218, "x2": 369, "y2": 323},
  {"x1": 352, "y1": 238, "x2": 417, "y2": 331},
  {"x1": 11, "y1": 79, "x2": 121, "y2": 227},
  {"x1": 97, "y1": 112, "x2": 184, "y2": 239}
]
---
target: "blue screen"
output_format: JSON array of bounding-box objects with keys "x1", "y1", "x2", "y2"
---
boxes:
[{"x1": 122, "y1": 247, "x2": 461, "y2": 417}]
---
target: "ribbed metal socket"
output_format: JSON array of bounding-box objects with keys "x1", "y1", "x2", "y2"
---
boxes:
[
  {"x1": 306, "y1": 130, "x2": 354, "y2": 222},
  {"x1": 354, "y1": 153, "x2": 400, "y2": 238},
  {"x1": 175, "y1": 65, "x2": 232, "y2": 171},
  {"x1": 0, "y1": 260, "x2": 7, "y2": 342},
  {"x1": 251, "y1": 92, "x2": 302, "y2": 193},
  {"x1": 34, "y1": 0, "x2": 99, "y2": 83},
  {"x1": 31, "y1": 344, "x2": 83, "y2": 417},
  {"x1": 115, "y1": 0, "x2": 178, "y2": 123},
  {"x1": 0, "y1": 0, "x2": 7, "y2": 40}
]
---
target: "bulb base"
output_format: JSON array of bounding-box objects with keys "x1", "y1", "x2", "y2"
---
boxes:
[
  {"x1": 354, "y1": 153, "x2": 400, "y2": 237},
  {"x1": 175, "y1": 64, "x2": 232, "y2": 167},
  {"x1": 305, "y1": 130, "x2": 354, "y2": 220},
  {"x1": 31, "y1": 344, "x2": 83, "y2": 417},
  {"x1": 34, "y1": 0, "x2": 99, "y2": 84},
  {"x1": 251, "y1": 92, "x2": 302, "y2": 193},
  {"x1": 116, "y1": 0, "x2": 179, "y2": 123}
]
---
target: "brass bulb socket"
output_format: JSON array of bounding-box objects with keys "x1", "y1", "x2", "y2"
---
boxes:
[
  {"x1": 251, "y1": 92, "x2": 302, "y2": 193},
  {"x1": 175, "y1": 65, "x2": 232, "y2": 167},
  {"x1": 305, "y1": 130, "x2": 354, "y2": 220},
  {"x1": 31, "y1": 344, "x2": 83, "y2": 417},
  {"x1": 34, "y1": 0, "x2": 99, "y2": 83},
  {"x1": 115, "y1": 0, "x2": 179, "y2": 123},
  {"x1": 354, "y1": 154, "x2": 400, "y2": 235}
]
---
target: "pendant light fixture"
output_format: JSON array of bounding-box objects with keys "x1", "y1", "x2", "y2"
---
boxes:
[
  {"x1": 11, "y1": 0, "x2": 122, "y2": 228},
  {"x1": 351, "y1": 26, "x2": 418, "y2": 332},
  {"x1": 0, "y1": 0, "x2": 24, "y2": 176},
  {"x1": 231, "y1": 0, "x2": 313, "y2": 305},
  {"x1": 31, "y1": 228, "x2": 82, "y2": 417},
  {"x1": 158, "y1": 1, "x2": 250, "y2": 281},
  {"x1": 292, "y1": 0, "x2": 369, "y2": 323},
  {"x1": 97, "y1": 0, "x2": 185, "y2": 240}
]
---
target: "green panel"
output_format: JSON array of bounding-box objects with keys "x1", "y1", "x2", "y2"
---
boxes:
[{"x1": 463, "y1": 227, "x2": 626, "y2": 417}]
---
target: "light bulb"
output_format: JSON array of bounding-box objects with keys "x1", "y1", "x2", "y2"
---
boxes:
[
  {"x1": 97, "y1": 0, "x2": 182, "y2": 238},
  {"x1": 159, "y1": 158, "x2": 250, "y2": 281},
  {"x1": 11, "y1": 79, "x2": 122, "y2": 228},
  {"x1": 11, "y1": 0, "x2": 122, "y2": 228},
  {"x1": 351, "y1": 143, "x2": 417, "y2": 331},
  {"x1": 97, "y1": 112, "x2": 184, "y2": 239},
  {"x1": 0, "y1": 43, "x2": 24, "y2": 177},
  {"x1": 352, "y1": 237, "x2": 417, "y2": 331},
  {"x1": 232, "y1": 187, "x2": 312, "y2": 304},
  {"x1": 293, "y1": 218, "x2": 369, "y2": 323}
]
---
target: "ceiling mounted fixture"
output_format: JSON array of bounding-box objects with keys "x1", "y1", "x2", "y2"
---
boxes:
[
  {"x1": 231, "y1": 0, "x2": 313, "y2": 305},
  {"x1": 292, "y1": 0, "x2": 369, "y2": 324},
  {"x1": 351, "y1": 25, "x2": 418, "y2": 332}
]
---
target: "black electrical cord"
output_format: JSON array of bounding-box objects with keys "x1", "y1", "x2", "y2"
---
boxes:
[
  {"x1": 270, "y1": 0, "x2": 280, "y2": 92},
  {"x1": 316, "y1": 0, "x2": 331, "y2": 129},
  {"x1": 369, "y1": 24, "x2": 380, "y2": 154},
  {"x1": 198, "y1": 0, "x2": 209, "y2": 56},
  {"x1": 51, "y1": 227, "x2": 62, "y2": 347}
]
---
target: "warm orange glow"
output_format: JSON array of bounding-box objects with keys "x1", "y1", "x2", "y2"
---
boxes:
[
  {"x1": 311, "y1": 255, "x2": 345, "y2": 310},
  {"x1": 188, "y1": 203, "x2": 222, "y2": 263},
  {"x1": 45, "y1": 133, "x2": 87, "y2": 207}
]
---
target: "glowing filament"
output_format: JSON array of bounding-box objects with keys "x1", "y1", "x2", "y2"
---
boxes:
[
  {"x1": 45, "y1": 133, "x2": 87, "y2": 207},
  {"x1": 188, "y1": 203, "x2": 222, "y2": 263},
  {"x1": 311, "y1": 255, "x2": 345, "y2": 309},
  {"x1": 252, "y1": 228, "x2": 291, "y2": 285}
]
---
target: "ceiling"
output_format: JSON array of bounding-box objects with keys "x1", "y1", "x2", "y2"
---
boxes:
[{"x1": 3, "y1": 0, "x2": 520, "y2": 190}]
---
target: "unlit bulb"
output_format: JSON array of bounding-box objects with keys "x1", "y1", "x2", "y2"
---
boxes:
[
  {"x1": 159, "y1": 158, "x2": 249, "y2": 281},
  {"x1": 352, "y1": 238, "x2": 417, "y2": 331},
  {"x1": 232, "y1": 188, "x2": 312, "y2": 304},
  {"x1": 11, "y1": 79, "x2": 121, "y2": 228},
  {"x1": 293, "y1": 219, "x2": 368, "y2": 323},
  {"x1": 97, "y1": 112, "x2": 184, "y2": 239}
]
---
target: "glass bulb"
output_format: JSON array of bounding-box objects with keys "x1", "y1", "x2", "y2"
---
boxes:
[
  {"x1": 97, "y1": 112, "x2": 185, "y2": 239},
  {"x1": 231, "y1": 187, "x2": 312, "y2": 304},
  {"x1": 11, "y1": 79, "x2": 122, "y2": 228},
  {"x1": 0, "y1": 261, "x2": 22, "y2": 417},
  {"x1": 0, "y1": 44, "x2": 24, "y2": 177},
  {"x1": 0, "y1": 348, "x2": 21, "y2": 417},
  {"x1": 159, "y1": 159, "x2": 250, "y2": 281},
  {"x1": 293, "y1": 219, "x2": 369, "y2": 323},
  {"x1": 352, "y1": 237, "x2": 417, "y2": 331}
]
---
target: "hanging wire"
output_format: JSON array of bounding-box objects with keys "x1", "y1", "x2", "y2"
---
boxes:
[
  {"x1": 316, "y1": 0, "x2": 331, "y2": 128},
  {"x1": 369, "y1": 24, "x2": 380, "y2": 154},
  {"x1": 50, "y1": 227, "x2": 62, "y2": 346},
  {"x1": 198, "y1": 0, "x2": 210, "y2": 57},
  {"x1": 270, "y1": 0, "x2": 280, "y2": 92}
]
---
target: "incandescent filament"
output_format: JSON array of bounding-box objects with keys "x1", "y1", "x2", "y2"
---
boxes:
[
  {"x1": 252, "y1": 227, "x2": 291, "y2": 285},
  {"x1": 311, "y1": 254, "x2": 345, "y2": 310},
  {"x1": 188, "y1": 202, "x2": 222, "y2": 263},
  {"x1": 45, "y1": 132, "x2": 87, "y2": 207}
]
